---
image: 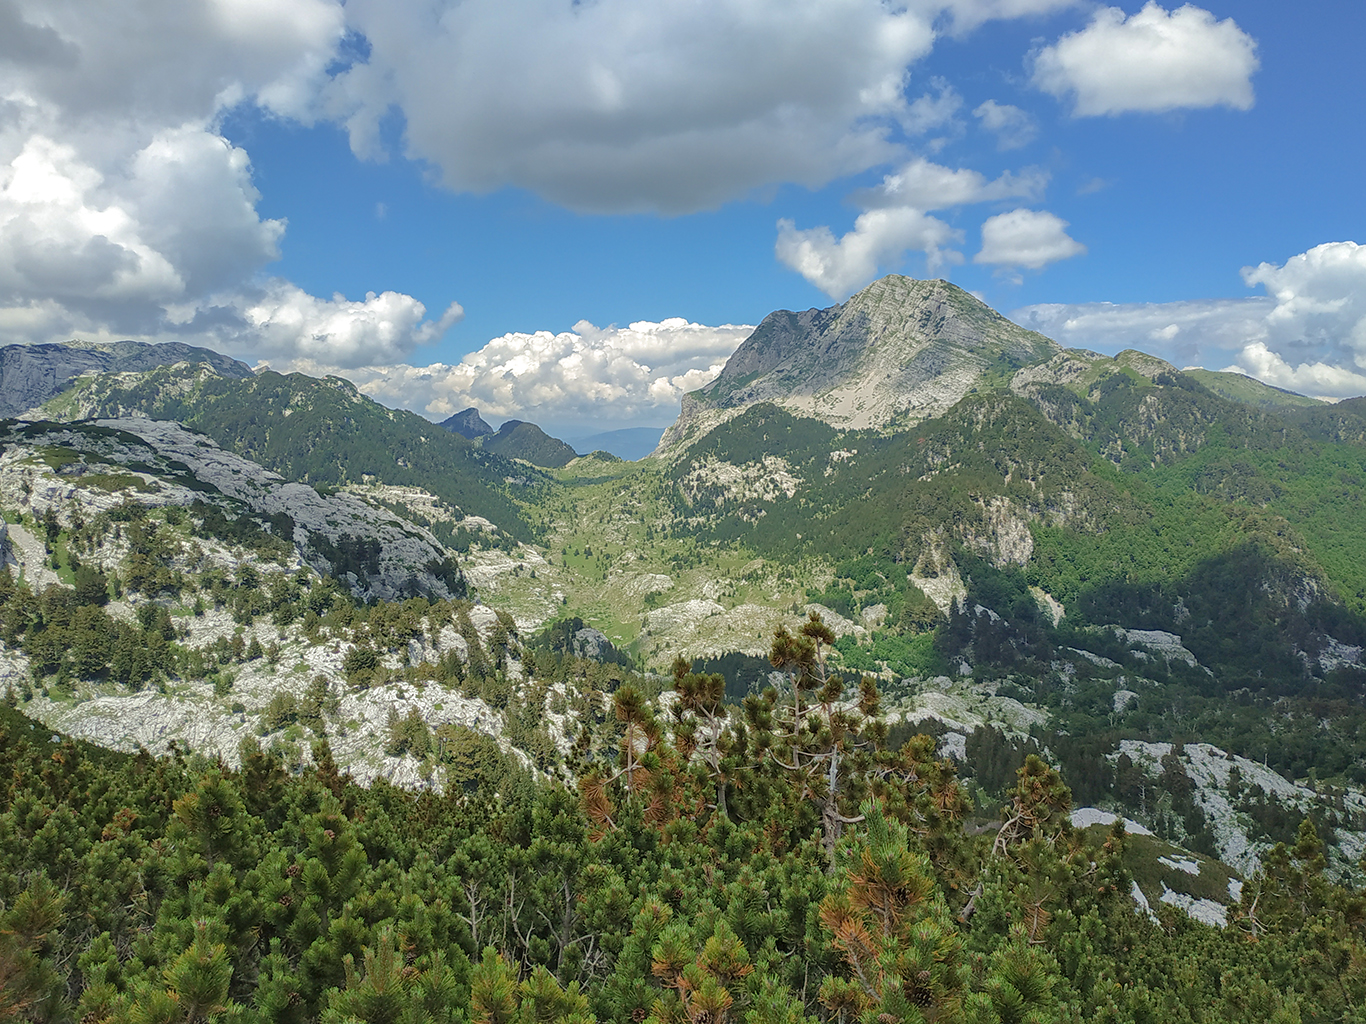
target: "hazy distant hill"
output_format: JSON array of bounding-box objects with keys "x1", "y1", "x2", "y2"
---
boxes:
[
  {"x1": 482, "y1": 419, "x2": 579, "y2": 468},
  {"x1": 568, "y1": 426, "x2": 666, "y2": 461}
]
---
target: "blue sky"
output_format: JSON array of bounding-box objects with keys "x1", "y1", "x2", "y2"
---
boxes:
[{"x1": 3, "y1": 0, "x2": 1365, "y2": 433}]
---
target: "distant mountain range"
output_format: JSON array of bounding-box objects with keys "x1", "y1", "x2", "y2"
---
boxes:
[{"x1": 0, "y1": 339, "x2": 253, "y2": 418}]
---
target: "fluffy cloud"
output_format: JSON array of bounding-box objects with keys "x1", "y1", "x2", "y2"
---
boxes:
[
  {"x1": 239, "y1": 285, "x2": 464, "y2": 366},
  {"x1": 901, "y1": 79, "x2": 965, "y2": 139},
  {"x1": 776, "y1": 210, "x2": 962, "y2": 300},
  {"x1": 779, "y1": 157, "x2": 1047, "y2": 297},
  {"x1": 856, "y1": 157, "x2": 1047, "y2": 211},
  {"x1": 1032, "y1": 3, "x2": 1259, "y2": 116},
  {"x1": 1241, "y1": 242, "x2": 1366, "y2": 364},
  {"x1": 269, "y1": 318, "x2": 755, "y2": 427},
  {"x1": 1011, "y1": 241, "x2": 1366, "y2": 400},
  {"x1": 323, "y1": 0, "x2": 1092, "y2": 213},
  {"x1": 0, "y1": 0, "x2": 470, "y2": 366},
  {"x1": 327, "y1": 0, "x2": 936, "y2": 214},
  {"x1": 975, "y1": 208, "x2": 1085, "y2": 271},
  {"x1": 0, "y1": 131, "x2": 284, "y2": 330},
  {"x1": 1225, "y1": 342, "x2": 1366, "y2": 398},
  {"x1": 0, "y1": 0, "x2": 343, "y2": 130},
  {"x1": 1010, "y1": 297, "x2": 1272, "y2": 366},
  {"x1": 973, "y1": 100, "x2": 1037, "y2": 149}
]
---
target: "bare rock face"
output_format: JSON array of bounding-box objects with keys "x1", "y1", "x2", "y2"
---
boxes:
[
  {"x1": 657, "y1": 275, "x2": 1058, "y2": 452},
  {"x1": 0, "y1": 418, "x2": 464, "y2": 602},
  {"x1": 96, "y1": 418, "x2": 464, "y2": 602},
  {"x1": 0, "y1": 340, "x2": 253, "y2": 417}
]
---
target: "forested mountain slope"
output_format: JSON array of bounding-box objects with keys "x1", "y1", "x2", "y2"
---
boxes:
[
  {"x1": 1183, "y1": 368, "x2": 1327, "y2": 410},
  {"x1": 2, "y1": 647, "x2": 1361, "y2": 1024},
  {"x1": 41, "y1": 363, "x2": 546, "y2": 542},
  {"x1": 4, "y1": 279, "x2": 1366, "y2": 1019},
  {"x1": 482, "y1": 419, "x2": 580, "y2": 468}
]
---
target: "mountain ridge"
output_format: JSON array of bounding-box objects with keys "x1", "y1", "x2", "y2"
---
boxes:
[{"x1": 0, "y1": 339, "x2": 254, "y2": 418}]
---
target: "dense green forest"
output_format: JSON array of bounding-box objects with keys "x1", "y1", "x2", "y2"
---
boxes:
[
  {"x1": 4, "y1": 618, "x2": 1364, "y2": 1024},
  {"x1": 480, "y1": 422, "x2": 580, "y2": 469}
]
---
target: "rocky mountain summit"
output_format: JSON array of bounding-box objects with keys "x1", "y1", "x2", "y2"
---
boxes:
[
  {"x1": 0, "y1": 339, "x2": 253, "y2": 418},
  {"x1": 439, "y1": 406, "x2": 494, "y2": 439},
  {"x1": 658, "y1": 275, "x2": 1058, "y2": 452}
]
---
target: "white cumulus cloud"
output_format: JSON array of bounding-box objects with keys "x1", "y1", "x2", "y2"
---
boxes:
[
  {"x1": 973, "y1": 99, "x2": 1037, "y2": 149},
  {"x1": 1225, "y1": 343, "x2": 1366, "y2": 398},
  {"x1": 240, "y1": 285, "x2": 464, "y2": 367},
  {"x1": 975, "y1": 208, "x2": 1085, "y2": 271},
  {"x1": 776, "y1": 210, "x2": 963, "y2": 300},
  {"x1": 327, "y1": 0, "x2": 937, "y2": 215},
  {"x1": 1011, "y1": 297, "x2": 1271, "y2": 366},
  {"x1": 1011, "y1": 241, "x2": 1366, "y2": 400},
  {"x1": 779, "y1": 157, "x2": 1048, "y2": 297},
  {"x1": 855, "y1": 157, "x2": 1048, "y2": 211},
  {"x1": 1241, "y1": 241, "x2": 1366, "y2": 364},
  {"x1": 270, "y1": 318, "x2": 756, "y2": 428},
  {"x1": 1032, "y1": 2, "x2": 1259, "y2": 116},
  {"x1": 901, "y1": 78, "x2": 965, "y2": 139},
  {"x1": 322, "y1": 0, "x2": 1096, "y2": 214},
  {"x1": 0, "y1": 0, "x2": 475, "y2": 367}
]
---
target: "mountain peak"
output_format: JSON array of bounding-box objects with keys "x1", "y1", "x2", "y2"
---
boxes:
[
  {"x1": 657, "y1": 274, "x2": 1058, "y2": 452},
  {"x1": 440, "y1": 407, "x2": 494, "y2": 439},
  {"x1": 484, "y1": 419, "x2": 580, "y2": 468}
]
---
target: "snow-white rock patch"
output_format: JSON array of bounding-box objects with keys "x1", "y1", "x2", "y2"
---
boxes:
[
  {"x1": 1159, "y1": 884, "x2": 1227, "y2": 928},
  {"x1": 1070, "y1": 807, "x2": 1154, "y2": 836},
  {"x1": 1159, "y1": 855, "x2": 1201, "y2": 875},
  {"x1": 1130, "y1": 880, "x2": 1158, "y2": 922}
]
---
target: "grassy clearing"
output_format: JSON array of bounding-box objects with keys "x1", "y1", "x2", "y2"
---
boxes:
[
  {"x1": 1079, "y1": 824, "x2": 1239, "y2": 907},
  {"x1": 464, "y1": 459, "x2": 830, "y2": 662}
]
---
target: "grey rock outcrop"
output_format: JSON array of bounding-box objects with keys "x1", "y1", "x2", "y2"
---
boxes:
[
  {"x1": 98, "y1": 418, "x2": 464, "y2": 602},
  {"x1": 0, "y1": 418, "x2": 464, "y2": 602},
  {"x1": 571, "y1": 626, "x2": 613, "y2": 660},
  {"x1": 0, "y1": 340, "x2": 253, "y2": 417}
]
